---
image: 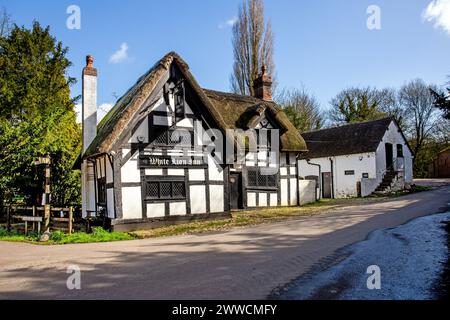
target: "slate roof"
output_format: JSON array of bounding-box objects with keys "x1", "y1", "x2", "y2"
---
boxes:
[
  {"x1": 83, "y1": 52, "x2": 307, "y2": 158},
  {"x1": 299, "y1": 117, "x2": 398, "y2": 159}
]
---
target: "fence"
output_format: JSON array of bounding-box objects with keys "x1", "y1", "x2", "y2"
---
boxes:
[{"x1": 3, "y1": 205, "x2": 74, "y2": 235}]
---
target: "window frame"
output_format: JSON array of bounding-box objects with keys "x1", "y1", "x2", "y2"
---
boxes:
[
  {"x1": 397, "y1": 144, "x2": 404, "y2": 158},
  {"x1": 247, "y1": 167, "x2": 279, "y2": 190},
  {"x1": 97, "y1": 177, "x2": 106, "y2": 205},
  {"x1": 143, "y1": 176, "x2": 187, "y2": 203}
]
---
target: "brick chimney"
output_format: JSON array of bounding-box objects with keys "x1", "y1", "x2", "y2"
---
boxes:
[
  {"x1": 81, "y1": 55, "x2": 97, "y2": 218},
  {"x1": 82, "y1": 55, "x2": 97, "y2": 154},
  {"x1": 253, "y1": 65, "x2": 272, "y2": 101}
]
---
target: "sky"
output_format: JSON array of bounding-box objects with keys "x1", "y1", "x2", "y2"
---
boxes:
[{"x1": 1, "y1": 0, "x2": 450, "y2": 122}]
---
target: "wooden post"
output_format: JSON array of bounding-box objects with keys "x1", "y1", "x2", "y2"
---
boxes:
[
  {"x1": 68, "y1": 207, "x2": 73, "y2": 235},
  {"x1": 32, "y1": 206, "x2": 36, "y2": 232},
  {"x1": 44, "y1": 204, "x2": 50, "y2": 231},
  {"x1": 24, "y1": 220, "x2": 28, "y2": 235},
  {"x1": 6, "y1": 206, "x2": 10, "y2": 232}
]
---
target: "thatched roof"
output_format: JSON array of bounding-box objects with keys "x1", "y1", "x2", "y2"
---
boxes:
[
  {"x1": 83, "y1": 52, "x2": 307, "y2": 158},
  {"x1": 204, "y1": 89, "x2": 307, "y2": 152},
  {"x1": 299, "y1": 117, "x2": 403, "y2": 159}
]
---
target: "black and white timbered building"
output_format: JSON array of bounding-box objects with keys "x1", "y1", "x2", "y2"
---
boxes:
[{"x1": 80, "y1": 52, "x2": 309, "y2": 231}]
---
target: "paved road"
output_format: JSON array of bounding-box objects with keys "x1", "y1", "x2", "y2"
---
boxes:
[{"x1": 0, "y1": 186, "x2": 449, "y2": 300}]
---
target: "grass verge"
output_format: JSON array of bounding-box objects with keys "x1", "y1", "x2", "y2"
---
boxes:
[
  {"x1": 130, "y1": 197, "x2": 385, "y2": 239},
  {"x1": 0, "y1": 186, "x2": 433, "y2": 244},
  {"x1": 0, "y1": 227, "x2": 136, "y2": 244}
]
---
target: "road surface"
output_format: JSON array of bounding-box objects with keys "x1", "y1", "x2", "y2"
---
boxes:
[{"x1": 0, "y1": 186, "x2": 449, "y2": 299}]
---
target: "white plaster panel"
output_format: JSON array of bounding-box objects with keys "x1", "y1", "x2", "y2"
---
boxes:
[
  {"x1": 153, "y1": 115, "x2": 173, "y2": 126},
  {"x1": 121, "y1": 159, "x2": 141, "y2": 183},
  {"x1": 107, "y1": 189, "x2": 114, "y2": 218},
  {"x1": 290, "y1": 178, "x2": 298, "y2": 205},
  {"x1": 167, "y1": 169, "x2": 184, "y2": 176},
  {"x1": 209, "y1": 185, "x2": 224, "y2": 213},
  {"x1": 189, "y1": 169, "x2": 205, "y2": 181},
  {"x1": 190, "y1": 185, "x2": 207, "y2": 214},
  {"x1": 170, "y1": 202, "x2": 186, "y2": 216},
  {"x1": 258, "y1": 193, "x2": 268, "y2": 207},
  {"x1": 129, "y1": 118, "x2": 149, "y2": 143},
  {"x1": 270, "y1": 193, "x2": 278, "y2": 206},
  {"x1": 147, "y1": 203, "x2": 165, "y2": 218},
  {"x1": 247, "y1": 192, "x2": 256, "y2": 207},
  {"x1": 280, "y1": 179, "x2": 288, "y2": 206},
  {"x1": 176, "y1": 118, "x2": 194, "y2": 128},
  {"x1": 208, "y1": 155, "x2": 224, "y2": 181},
  {"x1": 145, "y1": 169, "x2": 163, "y2": 176},
  {"x1": 106, "y1": 158, "x2": 113, "y2": 184},
  {"x1": 122, "y1": 187, "x2": 142, "y2": 219}
]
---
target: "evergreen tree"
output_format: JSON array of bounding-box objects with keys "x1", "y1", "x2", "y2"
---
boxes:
[{"x1": 0, "y1": 22, "x2": 81, "y2": 206}]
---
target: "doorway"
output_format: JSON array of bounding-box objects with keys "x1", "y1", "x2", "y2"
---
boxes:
[
  {"x1": 385, "y1": 143, "x2": 393, "y2": 170},
  {"x1": 322, "y1": 172, "x2": 332, "y2": 199},
  {"x1": 229, "y1": 172, "x2": 243, "y2": 210}
]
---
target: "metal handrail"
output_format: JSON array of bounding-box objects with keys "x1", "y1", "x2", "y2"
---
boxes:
[{"x1": 378, "y1": 158, "x2": 404, "y2": 180}]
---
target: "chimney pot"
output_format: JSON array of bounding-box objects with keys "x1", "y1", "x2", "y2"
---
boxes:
[
  {"x1": 252, "y1": 65, "x2": 272, "y2": 101},
  {"x1": 86, "y1": 55, "x2": 94, "y2": 68}
]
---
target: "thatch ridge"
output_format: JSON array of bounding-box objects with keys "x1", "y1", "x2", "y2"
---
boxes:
[{"x1": 83, "y1": 52, "x2": 307, "y2": 157}]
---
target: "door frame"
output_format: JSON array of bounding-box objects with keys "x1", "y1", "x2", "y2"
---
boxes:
[
  {"x1": 229, "y1": 172, "x2": 243, "y2": 210},
  {"x1": 385, "y1": 143, "x2": 393, "y2": 170},
  {"x1": 322, "y1": 172, "x2": 332, "y2": 199}
]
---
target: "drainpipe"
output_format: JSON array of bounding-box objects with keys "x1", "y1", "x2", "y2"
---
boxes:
[
  {"x1": 307, "y1": 159, "x2": 321, "y2": 200},
  {"x1": 295, "y1": 154, "x2": 300, "y2": 206},
  {"x1": 329, "y1": 157, "x2": 335, "y2": 199}
]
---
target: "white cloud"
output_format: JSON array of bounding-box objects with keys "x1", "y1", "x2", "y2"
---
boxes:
[
  {"x1": 74, "y1": 103, "x2": 114, "y2": 124},
  {"x1": 109, "y1": 42, "x2": 129, "y2": 63},
  {"x1": 422, "y1": 0, "x2": 450, "y2": 35},
  {"x1": 218, "y1": 17, "x2": 237, "y2": 29}
]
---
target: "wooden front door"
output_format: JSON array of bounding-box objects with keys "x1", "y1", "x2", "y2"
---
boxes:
[
  {"x1": 322, "y1": 172, "x2": 332, "y2": 199},
  {"x1": 229, "y1": 172, "x2": 242, "y2": 210}
]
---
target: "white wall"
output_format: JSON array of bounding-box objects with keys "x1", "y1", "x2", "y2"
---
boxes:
[
  {"x1": 375, "y1": 121, "x2": 414, "y2": 183},
  {"x1": 298, "y1": 152, "x2": 377, "y2": 198},
  {"x1": 298, "y1": 180, "x2": 316, "y2": 205}
]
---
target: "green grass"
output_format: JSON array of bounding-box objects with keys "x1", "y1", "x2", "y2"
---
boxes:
[
  {"x1": 131, "y1": 197, "x2": 384, "y2": 239},
  {"x1": 0, "y1": 227, "x2": 136, "y2": 245},
  {"x1": 0, "y1": 187, "x2": 429, "y2": 244}
]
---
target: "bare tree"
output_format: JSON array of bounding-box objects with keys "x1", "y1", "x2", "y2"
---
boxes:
[
  {"x1": 377, "y1": 88, "x2": 408, "y2": 130},
  {"x1": 230, "y1": 0, "x2": 274, "y2": 96},
  {"x1": 276, "y1": 87, "x2": 323, "y2": 132},
  {"x1": 399, "y1": 79, "x2": 439, "y2": 158},
  {"x1": 328, "y1": 87, "x2": 386, "y2": 124},
  {"x1": 0, "y1": 7, "x2": 12, "y2": 38}
]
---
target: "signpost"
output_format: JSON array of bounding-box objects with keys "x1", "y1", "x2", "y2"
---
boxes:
[{"x1": 35, "y1": 154, "x2": 51, "y2": 230}]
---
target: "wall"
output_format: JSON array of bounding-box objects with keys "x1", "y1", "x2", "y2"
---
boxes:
[
  {"x1": 428, "y1": 149, "x2": 450, "y2": 178},
  {"x1": 118, "y1": 86, "x2": 225, "y2": 221},
  {"x1": 375, "y1": 121, "x2": 414, "y2": 184},
  {"x1": 245, "y1": 151, "x2": 298, "y2": 208},
  {"x1": 298, "y1": 180, "x2": 316, "y2": 205},
  {"x1": 298, "y1": 152, "x2": 377, "y2": 198}
]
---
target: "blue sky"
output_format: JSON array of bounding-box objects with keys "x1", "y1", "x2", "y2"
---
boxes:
[{"x1": 2, "y1": 0, "x2": 450, "y2": 120}]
